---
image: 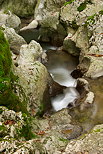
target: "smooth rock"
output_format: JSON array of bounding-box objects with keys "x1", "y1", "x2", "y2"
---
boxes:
[
  {"x1": 3, "y1": 25, "x2": 26, "y2": 55},
  {"x1": 20, "y1": 20, "x2": 38, "y2": 31}
]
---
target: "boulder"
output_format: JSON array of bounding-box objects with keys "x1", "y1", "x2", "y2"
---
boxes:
[
  {"x1": 0, "y1": 10, "x2": 21, "y2": 31},
  {"x1": 14, "y1": 40, "x2": 49, "y2": 115},
  {"x1": 61, "y1": 0, "x2": 103, "y2": 77},
  {"x1": 34, "y1": 0, "x2": 65, "y2": 22},
  {"x1": 63, "y1": 124, "x2": 103, "y2": 154},
  {"x1": 60, "y1": 0, "x2": 103, "y2": 26},
  {"x1": 20, "y1": 20, "x2": 38, "y2": 31},
  {"x1": 0, "y1": 0, "x2": 37, "y2": 17},
  {"x1": 3, "y1": 25, "x2": 26, "y2": 55},
  {"x1": 32, "y1": 109, "x2": 82, "y2": 153}
]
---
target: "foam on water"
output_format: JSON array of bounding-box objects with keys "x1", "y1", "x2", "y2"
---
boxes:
[
  {"x1": 45, "y1": 48, "x2": 79, "y2": 111},
  {"x1": 49, "y1": 67, "x2": 77, "y2": 87},
  {"x1": 51, "y1": 87, "x2": 79, "y2": 111}
]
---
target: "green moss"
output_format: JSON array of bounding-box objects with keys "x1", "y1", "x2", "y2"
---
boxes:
[
  {"x1": 16, "y1": 113, "x2": 38, "y2": 140},
  {"x1": 92, "y1": 128, "x2": 103, "y2": 133},
  {"x1": 0, "y1": 108, "x2": 3, "y2": 114},
  {"x1": 99, "y1": 10, "x2": 103, "y2": 15},
  {"x1": 59, "y1": 137, "x2": 68, "y2": 143},
  {"x1": 84, "y1": 14, "x2": 96, "y2": 26},
  {"x1": 0, "y1": 124, "x2": 7, "y2": 137},
  {"x1": 77, "y1": 2, "x2": 87, "y2": 12},
  {"x1": 36, "y1": 103, "x2": 45, "y2": 117},
  {"x1": 0, "y1": 29, "x2": 28, "y2": 114},
  {"x1": 0, "y1": 125, "x2": 6, "y2": 131},
  {"x1": 64, "y1": 0, "x2": 76, "y2": 6}
]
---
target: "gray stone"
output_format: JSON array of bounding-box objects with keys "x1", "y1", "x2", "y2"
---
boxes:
[
  {"x1": 63, "y1": 124, "x2": 103, "y2": 154},
  {"x1": 20, "y1": 20, "x2": 38, "y2": 31},
  {"x1": 0, "y1": 0, "x2": 37, "y2": 17},
  {"x1": 14, "y1": 41, "x2": 49, "y2": 115},
  {"x1": 3, "y1": 25, "x2": 26, "y2": 55},
  {"x1": 0, "y1": 10, "x2": 21, "y2": 31}
]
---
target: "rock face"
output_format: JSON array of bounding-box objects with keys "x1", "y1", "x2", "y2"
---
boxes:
[
  {"x1": 0, "y1": 0, "x2": 37, "y2": 17},
  {"x1": 14, "y1": 40, "x2": 49, "y2": 115}
]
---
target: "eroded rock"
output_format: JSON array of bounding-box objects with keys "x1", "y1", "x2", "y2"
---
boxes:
[{"x1": 14, "y1": 41, "x2": 49, "y2": 115}]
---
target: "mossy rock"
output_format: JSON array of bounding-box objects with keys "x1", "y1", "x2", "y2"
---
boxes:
[{"x1": 0, "y1": 29, "x2": 27, "y2": 114}]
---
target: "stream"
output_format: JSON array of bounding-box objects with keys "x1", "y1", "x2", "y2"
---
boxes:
[
  {"x1": 19, "y1": 28, "x2": 103, "y2": 133},
  {"x1": 44, "y1": 48, "x2": 79, "y2": 111}
]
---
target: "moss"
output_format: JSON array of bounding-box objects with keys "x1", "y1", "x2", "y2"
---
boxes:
[
  {"x1": 0, "y1": 29, "x2": 28, "y2": 114},
  {"x1": 16, "y1": 113, "x2": 38, "y2": 140},
  {"x1": 0, "y1": 124, "x2": 7, "y2": 137},
  {"x1": 77, "y1": 2, "x2": 87, "y2": 12},
  {"x1": 0, "y1": 125, "x2": 6, "y2": 131},
  {"x1": 59, "y1": 137, "x2": 68, "y2": 143},
  {"x1": 0, "y1": 108, "x2": 3, "y2": 114},
  {"x1": 99, "y1": 10, "x2": 103, "y2": 15},
  {"x1": 92, "y1": 128, "x2": 103, "y2": 133},
  {"x1": 36, "y1": 103, "x2": 45, "y2": 117},
  {"x1": 64, "y1": 0, "x2": 76, "y2": 6}
]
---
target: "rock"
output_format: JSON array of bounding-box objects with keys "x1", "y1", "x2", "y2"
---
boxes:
[
  {"x1": 60, "y1": 0, "x2": 103, "y2": 26},
  {"x1": 0, "y1": 11, "x2": 8, "y2": 26},
  {"x1": 85, "y1": 14, "x2": 103, "y2": 77},
  {"x1": 0, "y1": 0, "x2": 37, "y2": 17},
  {"x1": 39, "y1": 24, "x2": 67, "y2": 46},
  {"x1": 40, "y1": 11, "x2": 60, "y2": 30},
  {"x1": 31, "y1": 109, "x2": 82, "y2": 153},
  {"x1": 60, "y1": 0, "x2": 103, "y2": 77},
  {"x1": 34, "y1": 0, "x2": 65, "y2": 22},
  {"x1": 3, "y1": 25, "x2": 26, "y2": 55},
  {"x1": 17, "y1": 40, "x2": 43, "y2": 63},
  {"x1": 34, "y1": 0, "x2": 67, "y2": 46},
  {"x1": 0, "y1": 106, "x2": 46, "y2": 153},
  {"x1": 63, "y1": 124, "x2": 103, "y2": 154},
  {"x1": 0, "y1": 10, "x2": 21, "y2": 31},
  {"x1": 0, "y1": 29, "x2": 27, "y2": 113},
  {"x1": 20, "y1": 20, "x2": 38, "y2": 31},
  {"x1": 63, "y1": 36, "x2": 80, "y2": 56},
  {"x1": 76, "y1": 78, "x2": 95, "y2": 110},
  {"x1": 84, "y1": 92, "x2": 94, "y2": 104},
  {"x1": 14, "y1": 41, "x2": 49, "y2": 115}
]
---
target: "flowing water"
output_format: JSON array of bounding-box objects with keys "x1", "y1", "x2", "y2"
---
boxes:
[
  {"x1": 43, "y1": 45, "x2": 103, "y2": 132},
  {"x1": 44, "y1": 48, "x2": 79, "y2": 111},
  {"x1": 19, "y1": 29, "x2": 103, "y2": 133}
]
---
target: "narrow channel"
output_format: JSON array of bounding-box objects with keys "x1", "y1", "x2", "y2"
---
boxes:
[{"x1": 43, "y1": 46, "x2": 79, "y2": 111}]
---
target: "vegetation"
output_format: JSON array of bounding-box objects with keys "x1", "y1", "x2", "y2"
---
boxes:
[
  {"x1": 16, "y1": 113, "x2": 38, "y2": 140},
  {"x1": 0, "y1": 29, "x2": 28, "y2": 113},
  {"x1": 64, "y1": 0, "x2": 76, "y2": 6}
]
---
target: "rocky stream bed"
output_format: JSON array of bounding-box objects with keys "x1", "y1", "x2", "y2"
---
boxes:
[{"x1": 0, "y1": 0, "x2": 103, "y2": 153}]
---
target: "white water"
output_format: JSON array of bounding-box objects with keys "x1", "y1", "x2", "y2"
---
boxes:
[
  {"x1": 52, "y1": 87, "x2": 79, "y2": 111},
  {"x1": 45, "y1": 49, "x2": 79, "y2": 111},
  {"x1": 49, "y1": 67, "x2": 77, "y2": 87}
]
